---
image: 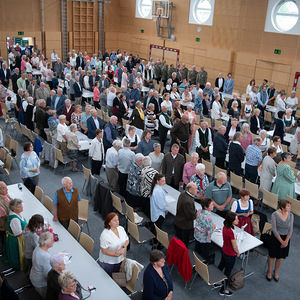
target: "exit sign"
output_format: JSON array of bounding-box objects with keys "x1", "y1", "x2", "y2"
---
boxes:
[
  {"x1": 141, "y1": 29, "x2": 144, "y2": 33},
  {"x1": 196, "y1": 38, "x2": 200, "y2": 42},
  {"x1": 274, "y1": 49, "x2": 281, "y2": 55},
  {"x1": 18, "y1": 31, "x2": 24, "y2": 36}
]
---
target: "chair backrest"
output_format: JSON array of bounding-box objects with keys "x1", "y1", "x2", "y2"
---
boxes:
[
  {"x1": 193, "y1": 125, "x2": 200, "y2": 137},
  {"x1": 262, "y1": 222, "x2": 272, "y2": 234},
  {"x1": 20, "y1": 124, "x2": 27, "y2": 136},
  {"x1": 193, "y1": 252, "x2": 210, "y2": 285},
  {"x1": 10, "y1": 139, "x2": 18, "y2": 157},
  {"x1": 230, "y1": 172, "x2": 243, "y2": 190},
  {"x1": 78, "y1": 199, "x2": 89, "y2": 222},
  {"x1": 126, "y1": 264, "x2": 139, "y2": 293},
  {"x1": 185, "y1": 153, "x2": 192, "y2": 163},
  {"x1": 214, "y1": 165, "x2": 225, "y2": 178},
  {"x1": 203, "y1": 116, "x2": 211, "y2": 128},
  {"x1": 122, "y1": 118, "x2": 128, "y2": 130},
  {"x1": 288, "y1": 161, "x2": 296, "y2": 169},
  {"x1": 281, "y1": 144, "x2": 288, "y2": 153},
  {"x1": 54, "y1": 147, "x2": 65, "y2": 164},
  {"x1": 291, "y1": 168, "x2": 298, "y2": 177},
  {"x1": 214, "y1": 119, "x2": 223, "y2": 130},
  {"x1": 34, "y1": 186, "x2": 44, "y2": 202},
  {"x1": 154, "y1": 223, "x2": 169, "y2": 249},
  {"x1": 79, "y1": 232, "x2": 94, "y2": 255},
  {"x1": 127, "y1": 219, "x2": 140, "y2": 243},
  {"x1": 110, "y1": 191, "x2": 124, "y2": 215},
  {"x1": 287, "y1": 195, "x2": 300, "y2": 217},
  {"x1": 44, "y1": 195, "x2": 53, "y2": 213},
  {"x1": 4, "y1": 154, "x2": 12, "y2": 175},
  {"x1": 262, "y1": 189, "x2": 278, "y2": 210},
  {"x1": 0, "y1": 147, "x2": 6, "y2": 162},
  {"x1": 4, "y1": 134, "x2": 12, "y2": 150},
  {"x1": 265, "y1": 111, "x2": 272, "y2": 123},
  {"x1": 82, "y1": 164, "x2": 91, "y2": 181},
  {"x1": 125, "y1": 202, "x2": 135, "y2": 223},
  {"x1": 245, "y1": 179, "x2": 259, "y2": 200},
  {"x1": 201, "y1": 158, "x2": 213, "y2": 177},
  {"x1": 14, "y1": 120, "x2": 21, "y2": 134},
  {"x1": 68, "y1": 219, "x2": 81, "y2": 240},
  {"x1": 195, "y1": 114, "x2": 201, "y2": 125},
  {"x1": 252, "y1": 133, "x2": 259, "y2": 140}
]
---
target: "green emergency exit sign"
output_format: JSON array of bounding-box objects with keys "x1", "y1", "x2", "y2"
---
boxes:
[
  {"x1": 18, "y1": 31, "x2": 24, "y2": 36},
  {"x1": 141, "y1": 29, "x2": 144, "y2": 33},
  {"x1": 274, "y1": 49, "x2": 281, "y2": 55},
  {"x1": 196, "y1": 38, "x2": 200, "y2": 42}
]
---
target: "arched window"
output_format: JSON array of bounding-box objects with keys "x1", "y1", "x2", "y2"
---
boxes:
[
  {"x1": 265, "y1": 0, "x2": 300, "y2": 35},
  {"x1": 136, "y1": 0, "x2": 152, "y2": 19},
  {"x1": 189, "y1": 0, "x2": 215, "y2": 26}
]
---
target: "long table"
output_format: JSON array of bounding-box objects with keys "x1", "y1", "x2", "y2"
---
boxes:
[
  {"x1": 267, "y1": 130, "x2": 294, "y2": 144},
  {"x1": 75, "y1": 131, "x2": 92, "y2": 151},
  {"x1": 163, "y1": 184, "x2": 263, "y2": 277},
  {"x1": 7, "y1": 183, "x2": 129, "y2": 300}
]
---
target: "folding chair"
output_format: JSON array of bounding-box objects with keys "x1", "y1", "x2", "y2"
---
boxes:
[
  {"x1": 154, "y1": 223, "x2": 170, "y2": 249},
  {"x1": 68, "y1": 219, "x2": 81, "y2": 241},
  {"x1": 245, "y1": 179, "x2": 259, "y2": 202},
  {"x1": 0, "y1": 147, "x2": 6, "y2": 165},
  {"x1": 201, "y1": 159, "x2": 213, "y2": 177},
  {"x1": 214, "y1": 119, "x2": 223, "y2": 130},
  {"x1": 260, "y1": 189, "x2": 278, "y2": 211},
  {"x1": 78, "y1": 199, "x2": 90, "y2": 235},
  {"x1": 79, "y1": 232, "x2": 94, "y2": 255},
  {"x1": 119, "y1": 259, "x2": 139, "y2": 295},
  {"x1": 203, "y1": 117, "x2": 211, "y2": 127},
  {"x1": 110, "y1": 191, "x2": 126, "y2": 216},
  {"x1": 54, "y1": 147, "x2": 72, "y2": 176},
  {"x1": 214, "y1": 165, "x2": 226, "y2": 178},
  {"x1": 3, "y1": 134, "x2": 12, "y2": 154},
  {"x1": 14, "y1": 120, "x2": 22, "y2": 139},
  {"x1": 4, "y1": 154, "x2": 12, "y2": 184},
  {"x1": 230, "y1": 171, "x2": 243, "y2": 190},
  {"x1": 34, "y1": 186, "x2": 44, "y2": 202},
  {"x1": 43, "y1": 195, "x2": 53, "y2": 213},
  {"x1": 82, "y1": 164, "x2": 91, "y2": 192},
  {"x1": 185, "y1": 153, "x2": 192, "y2": 163},
  {"x1": 125, "y1": 202, "x2": 150, "y2": 226},
  {"x1": 9, "y1": 139, "x2": 19, "y2": 169}
]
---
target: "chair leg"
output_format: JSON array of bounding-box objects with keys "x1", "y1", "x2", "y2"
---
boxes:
[
  {"x1": 13, "y1": 158, "x2": 19, "y2": 170},
  {"x1": 82, "y1": 180, "x2": 86, "y2": 192},
  {"x1": 86, "y1": 221, "x2": 90, "y2": 235},
  {"x1": 188, "y1": 272, "x2": 197, "y2": 290}
]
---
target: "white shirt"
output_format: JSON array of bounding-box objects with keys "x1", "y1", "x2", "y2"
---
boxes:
[
  {"x1": 22, "y1": 100, "x2": 28, "y2": 112},
  {"x1": 31, "y1": 56, "x2": 39, "y2": 66},
  {"x1": 51, "y1": 52, "x2": 58, "y2": 62},
  {"x1": 159, "y1": 114, "x2": 172, "y2": 129},
  {"x1": 9, "y1": 211, "x2": 25, "y2": 236},
  {"x1": 93, "y1": 117, "x2": 100, "y2": 129},
  {"x1": 195, "y1": 127, "x2": 212, "y2": 148},
  {"x1": 246, "y1": 84, "x2": 253, "y2": 95},
  {"x1": 211, "y1": 101, "x2": 222, "y2": 119},
  {"x1": 84, "y1": 75, "x2": 90, "y2": 89},
  {"x1": 286, "y1": 96, "x2": 298, "y2": 111},
  {"x1": 107, "y1": 91, "x2": 115, "y2": 106},
  {"x1": 99, "y1": 226, "x2": 128, "y2": 264},
  {"x1": 231, "y1": 199, "x2": 253, "y2": 213},
  {"x1": 276, "y1": 98, "x2": 286, "y2": 118},
  {"x1": 57, "y1": 123, "x2": 69, "y2": 142},
  {"x1": 218, "y1": 78, "x2": 224, "y2": 89},
  {"x1": 249, "y1": 91, "x2": 257, "y2": 105},
  {"x1": 89, "y1": 137, "x2": 105, "y2": 161}
]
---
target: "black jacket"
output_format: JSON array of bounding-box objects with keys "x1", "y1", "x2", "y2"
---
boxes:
[
  {"x1": 213, "y1": 133, "x2": 228, "y2": 158},
  {"x1": 250, "y1": 115, "x2": 263, "y2": 134},
  {"x1": 228, "y1": 142, "x2": 244, "y2": 175}
]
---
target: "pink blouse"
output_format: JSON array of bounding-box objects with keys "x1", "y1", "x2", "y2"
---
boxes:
[
  {"x1": 94, "y1": 86, "x2": 100, "y2": 102},
  {"x1": 240, "y1": 133, "x2": 253, "y2": 151}
]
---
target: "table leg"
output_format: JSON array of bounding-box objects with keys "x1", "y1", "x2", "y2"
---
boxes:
[{"x1": 242, "y1": 250, "x2": 254, "y2": 278}]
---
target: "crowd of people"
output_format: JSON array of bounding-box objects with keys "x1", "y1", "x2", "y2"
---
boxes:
[{"x1": 0, "y1": 45, "x2": 298, "y2": 298}]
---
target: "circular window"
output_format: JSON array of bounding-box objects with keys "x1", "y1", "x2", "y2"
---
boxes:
[
  {"x1": 138, "y1": 0, "x2": 152, "y2": 18},
  {"x1": 272, "y1": 0, "x2": 299, "y2": 32},
  {"x1": 193, "y1": 0, "x2": 212, "y2": 24}
]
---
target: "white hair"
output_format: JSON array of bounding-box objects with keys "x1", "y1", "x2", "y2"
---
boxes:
[
  {"x1": 110, "y1": 116, "x2": 118, "y2": 121},
  {"x1": 113, "y1": 140, "x2": 123, "y2": 148},
  {"x1": 50, "y1": 254, "x2": 64, "y2": 268},
  {"x1": 38, "y1": 231, "x2": 53, "y2": 247},
  {"x1": 59, "y1": 115, "x2": 66, "y2": 120},
  {"x1": 196, "y1": 163, "x2": 205, "y2": 172},
  {"x1": 62, "y1": 176, "x2": 72, "y2": 186},
  {"x1": 135, "y1": 153, "x2": 144, "y2": 163},
  {"x1": 143, "y1": 156, "x2": 152, "y2": 167}
]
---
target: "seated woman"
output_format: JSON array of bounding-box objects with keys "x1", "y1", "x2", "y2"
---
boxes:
[
  {"x1": 194, "y1": 197, "x2": 215, "y2": 263},
  {"x1": 122, "y1": 125, "x2": 140, "y2": 151},
  {"x1": 284, "y1": 108, "x2": 295, "y2": 134},
  {"x1": 273, "y1": 110, "x2": 286, "y2": 142},
  {"x1": 240, "y1": 123, "x2": 253, "y2": 152},
  {"x1": 271, "y1": 135, "x2": 283, "y2": 164},
  {"x1": 190, "y1": 163, "x2": 209, "y2": 200},
  {"x1": 58, "y1": 271, "x2": 81, "y2": 300},
  {"x1": 3, "y1": 199, "x2": 27, "y2": 271},
  {"x1": 231, "y1": 189, "x2": 254, "y2": 235},
  {"x1": 271, "y1": 152, "x2": 300, "y2": 200},
  {"x1": 30, "y1": 232, "x2": 54, "y2": 298},
  {"x1": 45, "y1": 254, "x2": 66, "y2": 300},
  {"x1": 98, "y1": 213, "x2": 129, "y2": 277},
  {"x1": 66, "y1": 124, "x2": 80, "y2": 172},
  {"x1": 129, "y1": 101, "x2": 145, "y2": 130},
  {"x1": 142, "y1": 250, "x2": 173, "y2": 300},
  {"x1": 24, "y1": 214, "x2": 44, "y2": 270}
]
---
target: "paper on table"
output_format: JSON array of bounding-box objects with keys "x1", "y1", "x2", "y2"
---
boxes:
[{"x1": 165, "y1": 195, "x2": 176, "y2": 204}]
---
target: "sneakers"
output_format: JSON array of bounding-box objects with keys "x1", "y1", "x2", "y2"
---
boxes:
[{"x1": 219, "y1": 290, "x2": 233, "y2": 297}]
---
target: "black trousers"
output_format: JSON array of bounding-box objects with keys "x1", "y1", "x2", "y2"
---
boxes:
[
  {"x1": 175, "y1": 225, "x2": 193, "y2": 248},
  {"x1": 215, "y1": 157, "x2": 226, "y2": 169},
  {"x1": 118, "y1": 172, "x2": 128, "y2": 198},
  {"x1": 91, "y1": 159, "x2": 103, "y2": 175},
  {"x1": 94, "y1": 101, "x2": 101, "y2": 109},
  {"x1": 159, "y1": 130, "x2": 168, "y2": 153},
  {"x1": 218, "y1": 250, "x2": 236, "y2": 289},
  {"x1": 195, "y1": 241, "x2": 212, "y2": 262},
  {"x1": 170, "y1": 175, "x2": 179, "y2": 191},
  {"x1": 152, "y1": 215, "x2": 165, "y2": 245}
]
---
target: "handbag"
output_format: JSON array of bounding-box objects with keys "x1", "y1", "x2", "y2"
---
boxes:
[
  {"x1": 260, "y1": 228, "x2": 272, "y2": 250},
  {"x1": 112, "y1": 271, "x2": 126, "y2": 287},
  {"x1": 229, "y1": 268, "x2": 244, "y2": 290}
]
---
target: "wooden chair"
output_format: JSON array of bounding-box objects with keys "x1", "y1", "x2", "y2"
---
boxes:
[
  {"x1": 252, "y1": 133, "x2": 260, "y2": 140},
  {"x1": 288, "y1": 161, "x2": 296, "y2": 169},
  {"x1": 0, "y1": 148, "x2": 6, "y2": 165},
  {"x1": 245, "y1": 179, "x2": 259, "y2": 201},
  {"x1": 82, "y1": 164, "x2": 91, "y2": 192},
  {"x1": 189, "y1": 252, "x2": 227, "y2": 293},
  {"x1": 20, "y1": 124, "x2": 28, "y2": 139},
  {"x1": 214, "y1": 119, "x2": 223, "y2": 130},
  {"x1": 43, "y1": 195, "x2": 53, "y2": 213},
  {"x1": 122, "y1": 118, "x2": 128, "y2": 131},
  {"x1": 4, "y1": 134, "x2": 12, "y2": 154},
  {"x1": 68, "y1": 219, "x2": 81, "y2": 241},
  {"x1": 185, "y1": 153, "x2": 192, "y2": 163},
  {"x1": 110, "y1": 191, "x2": 126, "y2": 216},
  {"x1": 154, "y1": 223, "x2": 170, "y2": 249},
  {"x1": 281, "y1": 144, "x2": 288, "y2": 152},
  {"x1": 78, "y1": 199, "x2": 90, "y2": 235},
  {"x1": 230, "y1": 171, "x2": 243, "y2": 190},
  {"x1": 4, "y1": 154, "x2": 12, "y2": 184},
  {"x1": 193, "y1": 125, "x2": 200, "y2": 137},
  {"x1": 127, "y1": 219, "x2": 155, "y2": 255},
  {"x1": 9, "y1": 139, "x2": 19, "y2": 169},
  {"x1": 14, "y1": 120, "x2": 22, "y2": 139},
  {"x1": 214, "y1": 165, "x2": 226, "y2": 178},
  {"x1": 287, "y1": 195, "x2": 300, "y2": 217},
  {"x1": 201, "y1": 159, "x2": 213, "y2": 177},
  {"x1": 295, "y1": 109, "x2": 300, "y2": 119},
  {"x1": 125, "y1": 202, "x2": 150, "y2": 225},
  {"x1": 34, "y1": 186, "x2": 44, "y2": 202},
  {"x1": 292, "y1": 168, "x2": 299, "y2": 177},
  {"x1": 261, "y1": 189, "x2": 278, "y2": 211},
  {"x1": 54, "y1": 147, "x2": 72, "y2": 176},
  {"x1": 203, "y1": 117, "x2": 211, "y2": 128},
  {"x1": 79, "y1": 232, "x2": 94, "y2": 255},
  {"x1": 195, "y1": 114, "x2": 201, "y2": 125},
  {"x1": 119, "y1": 259, "x2": 139, "y2": 295}
]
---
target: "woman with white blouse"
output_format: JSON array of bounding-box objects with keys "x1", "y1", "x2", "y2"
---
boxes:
[
  {"x1": 249, "y1": 86, "x2": 258, "y2": 105},
  {"x1": 99, "y1": 212, "x2": 129, "y2": 277},
  {"x1": 246, "y1": 79, "x2": 255, "y2": 95},
  {"x1": 123, "y1": 125, "x2": 141, "y2": 151},
  {"x1": 69, "y1": 53, "x2": 76, "y2": 68},
  {"x1": 211, "y1": 95, "x2": 223, "y2": 124},
  {"x1": 135, "y1": 72, "x2": 143, "y2": 90},
  {"x1": 170, "y1": 86, "x2": 181, "y2": 103},
  {"x1": 161, "y1": 93, "x2": 172, "y2": 116},
  {"x1": 259, "y1": 130, "x2": 271, "y2": 156}
]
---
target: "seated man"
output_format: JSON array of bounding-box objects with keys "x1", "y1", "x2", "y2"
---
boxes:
[{"x1": 204, "y1": 172, "x2": 232, "y2": 218}]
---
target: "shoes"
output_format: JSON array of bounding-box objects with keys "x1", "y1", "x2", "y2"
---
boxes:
[
  {"x1": 219, "y1": 290, "x2": 233, "y2": 297},
  {"x1": 266, "y1": 275, "x2": 272, "y2": 282},
  {"x1": 72, "y1": 168, "x2": 80, "y2": 172},
  {"x1": 273, "y1": 274, "x2": 279, "y2": 282}
]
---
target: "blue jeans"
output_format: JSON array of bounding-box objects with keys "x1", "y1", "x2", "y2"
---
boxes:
[{"x1": 218, "y1": 250, "x2": 236, "y2": 288}]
